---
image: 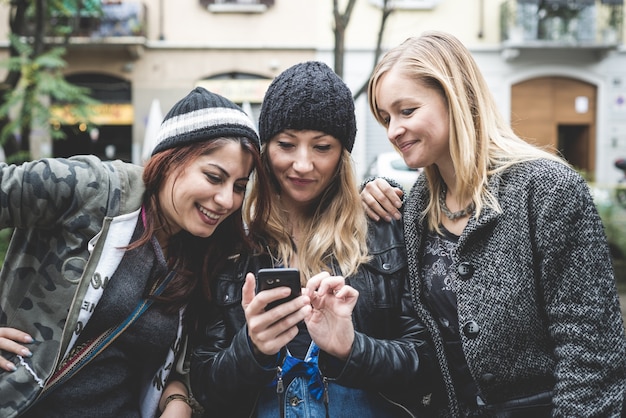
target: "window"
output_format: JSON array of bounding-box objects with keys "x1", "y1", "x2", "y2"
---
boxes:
[
  {"x1": 200, "y1": 0, "x2": 274, "y2": 13},
  {"x1": 368, "y1": 0, "x2": 442, "y2": 10}
]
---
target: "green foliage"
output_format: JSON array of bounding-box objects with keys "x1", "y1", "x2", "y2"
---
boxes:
[
  {"x1": 592, "y1": 183, "x2": 626, "y2": 261},
  {"x1": 0, "y1": 34, "x2": 99, "y2": 161},
  {"x1": 24, "y1": 0, "x2": 103, "y2": 31},
  {"x1": 576, "y1": 168, "x2": 593, "y2": 182}
]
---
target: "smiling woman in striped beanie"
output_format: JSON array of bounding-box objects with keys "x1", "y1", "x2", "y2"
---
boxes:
[{"x1": 0, "y1": 86, "x2": 272, "y2": 418}]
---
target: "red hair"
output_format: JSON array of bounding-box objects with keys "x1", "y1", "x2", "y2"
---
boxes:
[{"x1": 130, "y1": 137, "x2": 271, "y2": 313}]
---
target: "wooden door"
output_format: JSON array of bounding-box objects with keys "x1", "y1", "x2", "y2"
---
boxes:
[{"x1": 511, "y1": 76, "x2": 596, "y2": 175}]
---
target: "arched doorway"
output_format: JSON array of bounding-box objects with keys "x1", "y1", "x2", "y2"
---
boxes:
[
  {"x1": 511, "y1": 76, "x2": 597, "y2": 177},
  {"x1": 195, "y1": 72, "x2": 272, "y2": 127},
  {"x1": 53, "y1": 73, "x2": 133, "y2": 162}
]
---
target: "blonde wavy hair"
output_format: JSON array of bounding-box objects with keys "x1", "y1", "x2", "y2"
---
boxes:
[
  {"x1": 245, "y1": 146, "x2": 370, "y2": 283},
  {"x1": 368, "y1": 30, "x2": 566, "y2": 232}
]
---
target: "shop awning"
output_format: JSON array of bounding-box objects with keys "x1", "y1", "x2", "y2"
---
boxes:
[
  {"x1": 51, "y1": 103, "x2": 134, "y2": 125},
  {"x1": 195, "y1": 78, "x2": 272, "y2": 103}
]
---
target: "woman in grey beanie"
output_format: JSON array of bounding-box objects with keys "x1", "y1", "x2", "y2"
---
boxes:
[{"x1": 191, "y1": 61, "x2": 440, "y2": 418}]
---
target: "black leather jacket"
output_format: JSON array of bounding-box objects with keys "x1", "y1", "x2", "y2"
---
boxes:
[{"x1": 190, "y1": 219, "x2": 441, "y2": 418}]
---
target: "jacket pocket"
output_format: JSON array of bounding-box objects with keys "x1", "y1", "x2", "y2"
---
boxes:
[
  {"x1": 214, "y1": 274, "x2": 245, "y2": 308},
  {"x1": 365, "y1": 247, "x2": 407, "y2": 276},
  {"x1": 359, "y1": 251, "x2": 408, "y2": 312}
]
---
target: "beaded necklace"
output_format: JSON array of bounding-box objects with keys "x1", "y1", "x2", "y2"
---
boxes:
[{"x1": 439, "y1": 185, "x2": 475, "y2": 220}]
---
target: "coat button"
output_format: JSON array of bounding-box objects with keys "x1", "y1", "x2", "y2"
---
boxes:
[
  {"x1": 457, "y1": 262, "x2": 474, "y2": 280},
  {"x1": 462, "y1": 320, "x2": 480, "y2": 339}
]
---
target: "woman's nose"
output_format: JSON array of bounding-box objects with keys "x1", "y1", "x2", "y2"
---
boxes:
[
  {"x1": 214, "y1": 187, "x2": 234, "y2": 209},
  {"x1": 387, "y1": 119, "x2": 404, "y2": 144},
  {"x1": 292, "y1": 150, "x2": 313, "y2": 172}
]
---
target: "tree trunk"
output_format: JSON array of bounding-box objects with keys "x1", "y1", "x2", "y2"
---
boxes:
[
  {"x1": 334, "y1": 19, "x2": 345, "y2": 77},
  {"x1": 333, "y1": 0, "x2": 357, "y2": 78},
  {"x1": 16, "y1": 0, "x2": 46, "y2": 155},
  {"x1": 0, "y1": 0, "x2": 29, "y2": 159}
]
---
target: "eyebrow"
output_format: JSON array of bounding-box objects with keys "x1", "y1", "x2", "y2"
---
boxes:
[
  {"x1": 388, "y1": 97, "x2": 410, "y2": 109},
  {"x1": 312, "y1": 133, "x2": 333, "y2": 140},
  {"x1": 207, "y1": 163, "x2": 250, "y2": 182},
  {"x1": 207, "y1": 163, "x2": 229, "y2": 177},
  {"x1": 282, "y1": 130, "x2": 334, "y2": 140},
  {"x1": 375, "y1": 101, "x2": 395, "y2": 114}
]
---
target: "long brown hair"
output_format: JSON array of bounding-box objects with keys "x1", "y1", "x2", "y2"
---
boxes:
[
  {"x1": 130, "y1": 137, "x2": 271, "y2": 312},
  {"x1": 245, "y1": 145, "x2": 369, "y2": 282}
]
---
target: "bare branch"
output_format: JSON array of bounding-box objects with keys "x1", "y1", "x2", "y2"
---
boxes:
[
  {"x1": 333, "y1": 0, "x2": 358, "y2": 78},
  {"x1": 353, "y1": 0, "x2": 394, "y2": 100}
]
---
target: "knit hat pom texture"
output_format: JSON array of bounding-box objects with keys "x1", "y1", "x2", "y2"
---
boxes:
[
  {"x1": 152, "y1": 86, "x2": 259, "y2": 156},
  {"x1": 259, "y1": 61, "x2": 356, "y2": 152}
]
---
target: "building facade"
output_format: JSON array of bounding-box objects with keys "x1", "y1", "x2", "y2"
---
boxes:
[{"x1": 0, "y1": 0, "x2": 624, "y2": 185}]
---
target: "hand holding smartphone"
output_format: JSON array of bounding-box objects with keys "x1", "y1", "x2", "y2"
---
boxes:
[{"x1": 256, "y1": 268, "x2": 301, "y2": 311}]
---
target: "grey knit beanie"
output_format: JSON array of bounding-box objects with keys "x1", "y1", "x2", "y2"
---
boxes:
[
  {"x1": 259, "y1": 61, "x2": 356, "y2": 152},
  {"x1": 152, "y1": 86, "x2": 259, "y2": 156}
]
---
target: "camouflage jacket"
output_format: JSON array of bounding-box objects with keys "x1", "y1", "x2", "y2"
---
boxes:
[{"x1": 0, "y1": 155, "x2": 183, "y2": 417}]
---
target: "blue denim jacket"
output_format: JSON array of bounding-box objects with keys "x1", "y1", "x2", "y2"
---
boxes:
[{"x1": 256, "y1": 342, "x2": 406, "y2": 418}]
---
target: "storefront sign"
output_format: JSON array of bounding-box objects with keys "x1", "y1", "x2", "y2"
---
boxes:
[
  {"x1": 51, "y1": 103, "x2": 134, "y2": 125},
  {"x1": 195, "y1": 79, "x2": 272, "y2": 103}
]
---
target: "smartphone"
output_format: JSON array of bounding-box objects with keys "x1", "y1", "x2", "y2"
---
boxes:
[{"x1": 256, "y1": 268, "x2": 301, "y2": 311}]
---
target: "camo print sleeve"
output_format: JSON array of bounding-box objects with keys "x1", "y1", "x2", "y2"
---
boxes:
[
  {"x1": 0, "y1": 155, "x2": 113, "y2": 230},
  {"x1": 0, "y1": 155, "x2": 143, "y2": 418}
]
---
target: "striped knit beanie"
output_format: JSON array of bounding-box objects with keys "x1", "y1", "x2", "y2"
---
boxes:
[
  {"x1": 151, "y1": 87, "x2": 259, "y2": 156},
  {"x1": 258, "y1": 61, "x2": 356, "y2": 153}
]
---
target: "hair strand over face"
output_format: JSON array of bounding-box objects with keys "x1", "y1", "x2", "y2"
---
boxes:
[{"x1": 131, "y1": 137, "x2": 270, "y2": 318}]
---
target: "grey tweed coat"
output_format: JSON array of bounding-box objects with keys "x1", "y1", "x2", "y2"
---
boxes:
[{"x1": 404, "y1": 158, "x2": 626, "y2": 417}]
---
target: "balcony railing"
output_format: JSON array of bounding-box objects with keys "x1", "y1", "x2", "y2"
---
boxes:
[
  {"x1": 201, "y1": 0, "x2": 274, "y2": 13},
  {"x1": 22, "y1": 1, "x2": 147, "y2": 39},
  {"x1": 97, "y1": 2, "x2": 147, "y2": 37},
  {"x1": 501, "y1": 0, "x2": 623, "y2": 46}
]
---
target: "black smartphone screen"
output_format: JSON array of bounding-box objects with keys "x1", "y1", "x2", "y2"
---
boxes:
[{"x1": 256, "y1": 268, "x2": 301, "y2": 310}]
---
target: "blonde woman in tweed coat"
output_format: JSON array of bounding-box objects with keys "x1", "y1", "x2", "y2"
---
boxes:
[{"x1": 361, "y1": 31, "x2": 626, "y2": 417}]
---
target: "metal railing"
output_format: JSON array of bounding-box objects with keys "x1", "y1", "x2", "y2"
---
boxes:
[
  {"x1": 500, "y1": 0, "x2": 623, "y2": 46},
  {"x1": 22, "y1": 1, "x2": 147, "y2": 39}
]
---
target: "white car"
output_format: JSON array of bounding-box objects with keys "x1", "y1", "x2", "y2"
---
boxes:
[{"x1": 365, "y1": 151, "x2": 421, "y2": 192}]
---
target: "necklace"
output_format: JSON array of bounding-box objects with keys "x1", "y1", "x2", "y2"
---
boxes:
[{"x1": 439, "y1": 185, "x2": 475, "y2": 220}]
